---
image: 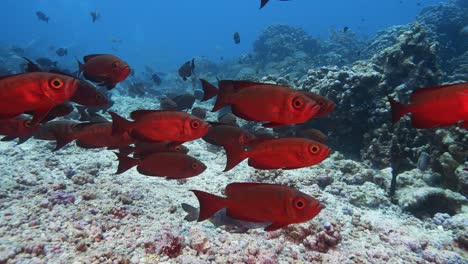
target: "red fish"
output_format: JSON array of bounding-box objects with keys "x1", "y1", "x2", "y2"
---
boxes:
[
  {"x1": 388, "y1": 82, "x2": 468, "y2": 129},
  {"x1": 200, "y1": 79, "x2": 320, "y2": 127},
  {"x1": 0, "y1": 72, "x2": 78, "y2": 124},
  {"x1": 110, "y1": 110, "x2": 210, "y2": 144},
  {"x1": 114, "y1": 152, "x2": 206, "y2": 179},
  {"x1": 0, "y1": 116, "x2": 41, "y2": 143},
  {"x1": 78, "y1": 54, "x2": 131, "y2": 89},
  {"x1": 224, "y1": 137, "x2": 331, "y2": 171},
  {"x1": 191, "y1": 182, "x2": 323, "y2": 231},
  {"x1": 119, "y1": 141, "x2": 189, "y2": 158},
  {"x1": 300, "y1": 91, "x2": 336, "y2": 118},
  {"x1": 22, "y1": 56, "x2": 109, "y2": 107}
]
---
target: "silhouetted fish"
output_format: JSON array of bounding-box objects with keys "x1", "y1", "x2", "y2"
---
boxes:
[
  {"x1": 90, "y1": 10, "x2": 100, "y2": 23},
  {"x1": 233, "y1": 32, "x2": 240, "y2": 44},
  {"x1": 178, "y1": 59, "x2": 195, "y2": 81},
  {"x1": 56, "y1": 48, "x2": 68, "y2": 57},
  {"x1": 36, "y1": 11, "x2": 49, "y2": 23}
]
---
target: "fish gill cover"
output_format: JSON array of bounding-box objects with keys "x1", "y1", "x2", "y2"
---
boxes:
[{"x1": 0, "y1": 0, "x2": 467, "y2": 263}]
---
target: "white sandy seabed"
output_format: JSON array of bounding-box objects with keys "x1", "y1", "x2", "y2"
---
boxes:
[{"x1": 0, "y1": 96, "x2": 466, "y2": 264}]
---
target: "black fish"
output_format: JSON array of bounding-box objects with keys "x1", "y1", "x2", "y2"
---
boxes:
[
  {"x1": 90, "y1": 10, "x2": 100, "y2": 23},
  {"x1": 36, "y1": 57, "x2": 58, "y2": 69},
  {"x1": 343, "y1": 26, "x2": 349, "y2": 33},
  {"x1": 233, "y1": 32, "x2": 240, "y2": 44},
  {"x1": 36, "y1": 11, "x2": 49, "y2": 23},
  {"x1": 178, "y1": 59, "x2": 195, "y2": 81},
  {"x1": 56, "y1": 48, "x2": 68, "y2": 57},
  {"x1": 171, "y1": 93, "x2": 196, "y2": 111},
  {"x1": 151, "y1": 73, "x2": 161, "y2": 85},
  {"x1": 260, "y1": 0, "x2": 290, "y2": 9}
]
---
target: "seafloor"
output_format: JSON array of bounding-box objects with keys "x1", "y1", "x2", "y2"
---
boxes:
[{"x1": 0, "y1": 1, "x2": 467, "y2": 263}]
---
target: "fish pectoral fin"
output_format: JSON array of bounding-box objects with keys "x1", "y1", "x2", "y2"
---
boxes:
[
  {"x1": 31, "y1": 108, "x2": 53, "y2": 125},
  {"x1": 264, "y1": 222, "x2": 288, "y2": 231},
  {"x1": 1, "y1": 136, "x2": 17, "y2": 142}
]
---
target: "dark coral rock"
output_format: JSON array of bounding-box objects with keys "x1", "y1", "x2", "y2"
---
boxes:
[{"x1": 49, "y1": 192, "x2": 76, "y2": 205}]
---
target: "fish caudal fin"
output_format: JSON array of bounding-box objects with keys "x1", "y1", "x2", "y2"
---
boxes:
[
  {"x1": 200, "y1": 79, "x2": 219, "y2": 102},
  {"x1": 114, "y1": 152, "x2": 139, "y2": 174},
  {"x1": 181, "y1": 203, "x2": 200, "y2": 222},
  {"x1": 223, "y1": 143, "x2": 248, "y2": 172},
  {"x1": 387, "y1": 96, "x2": 410, "y2": 124},
  {"x1": 260, "y1": 0, "x2": 270, "y2": 8},
  {"x1": 109, "y1": 111, "x2": 133, "y2": 136},
  {"x1": 76, "y1": 57, "x2": 83, "y2": 75},
  {"x1": 190, "y1": 190, "x2": 226, "y2": 222}
]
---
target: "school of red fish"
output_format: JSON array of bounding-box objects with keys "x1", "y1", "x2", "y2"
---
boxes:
[{"x1": 1, "y1": 53, "x2": 467, "y2": 231}]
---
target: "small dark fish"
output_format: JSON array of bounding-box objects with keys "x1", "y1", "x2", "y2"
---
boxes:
[
  {"x1": 0, "y1": 116, "x2": 40, "y2": 144},
  {"x1": 182, "y1": 203, "x2": 269, "y2": 233},
  {"x1": 151, "y1": 73, "x2": 161, "y2": 85},
  {"x1": 114, "y1": 152, "x2": 206, "y2": 179},
  {"x1": 36, "y1": 57, "x2": 58, "y2": 69},
  {"x1": 90, "y1": 10, "x2": 100, "y2": 23},
  {"x1": 56, "y1": 48, "x2": 68, "y2": 57},
  {"x1": 178, "y1": 59, "x2": 195, "y2": 81},
  {"x1": 233, "y1": 32, "x2": 240, "y2": 44},
  {"x1": 36, "y1": 11, "x2": 49, "y2": 23},
  {"x1": 34, "y1": 120, "x2": 80, "y2": 150},
  {"x1": 11, "y1": 46, "x2": 25, "y2": 56},
  {"x1": 218, "y1": 113, "x2": 238, "y2": 127},
  {"x1": 191, "y1": 107, "x2": 207, "y2": 119},
  {"x1": 171, "y1": 93, "x2": 196, "y2": 111},
  {"x1": 76, "y1": 106, "x2": 109, "y2": 123},
  {"x1": 120, "y1": 141, "x2": 189, "y2": 159},
  {"x1": 417, "y1": 152, "x2": 430, "y2": 171},
  {"x1": 260, "y1": 0, "x2": 290, "y2": 9},
  {"x1": 343, "y1": 26, "x2": 349, "y2": 33},
  {"x1": 160, "y1": 97, "x2": 178, "y2": 111}
]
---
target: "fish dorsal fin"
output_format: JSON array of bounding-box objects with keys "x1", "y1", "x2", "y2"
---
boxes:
[
  {"x1": 410, "y1": 83, "x2": 467, "y2": 102},
  {"x1": 225, "y1": 182, "x2": 275, "y2": 197},
  {"x1": 130, "y1": 109, "x2": 168, "y2": 120},
  {"x1": 83, "y1": 54, "x2": 105, "y2": 62},
  {"x1": 23, "y1": 57, "x2": 43, "y2": 72},
  {"x1": 260, "y1": 0, "x2": 270, "y2": 9}
]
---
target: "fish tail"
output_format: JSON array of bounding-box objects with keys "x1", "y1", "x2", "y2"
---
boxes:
[
  {"x1": 190, "y1": 190, "x2": 226, "y2": 222},
  {"x1": 211, "y1": 81, "x2": 233, "y2": 112},
  {"x1": 223, "y1": 143, "x2": 248, "y2": 172},
  {"x1": 114, "y1": 152, "x2": 138, "y2": 174},
  {"x1": 181, "y1": 203, "x2": 200, "y2": 222},
  {"x1": 388, "y1": 96, "x2": 410, "y2": 124},
  {"x1": 109, "y1": 111, "x2": 133, "y2": 136},
  {"x1": 76, "y1": 56, "x2": 83, "y2": 75},
  {"x1": 200, "y1": 79, "x2": 219, "y2": 101},
  {"x1": 118, "y1": 146, "x2": 135, "y2": 156}
]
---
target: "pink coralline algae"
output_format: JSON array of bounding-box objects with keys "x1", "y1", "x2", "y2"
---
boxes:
[
  {"x1": 144, "y1": 228, "x2": 184, "y2": 258},
  {"x1": 304, "y1": 222, "x2": 342, "y2": 252}
]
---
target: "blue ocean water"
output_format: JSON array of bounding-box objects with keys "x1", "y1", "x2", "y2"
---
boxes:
[{"x1": 0, "y1": 0, "x2": 445, "y2": 71}]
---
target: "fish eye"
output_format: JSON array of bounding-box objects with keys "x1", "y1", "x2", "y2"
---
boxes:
[
  {"x1": 309, "y1": 144, "x2": 320, "y2": 154},
  {"x1": 292, "y1": 97, "x2": 304, "y2": 110},
  {"x1": 24, "y1": 120, "x2": 32, "y2": 128},
  {"x1": 49, "y1": 78, "x2": 64, "y2": 89},
  {"x1": 318, "y1": 100, "x2": 325, "y2": 106},
  {"x1": 294, "y1": 198, "x2": 306, "y2": 210},
  {"x1": 190, "y1": 120, "x2": 200, "y2": 129},
  {"x1": 175, "y1": 146, "x2": 181, "y2": 151},
  {"x1": 191, "y1": 162, "x2": 199, "y2": 169},
  {"x1": 95, "y1": 93, "x2": 103, "y2": 100},
  {"x1": 112, "y1": 62, "x2": 119, "y2": 69}
]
